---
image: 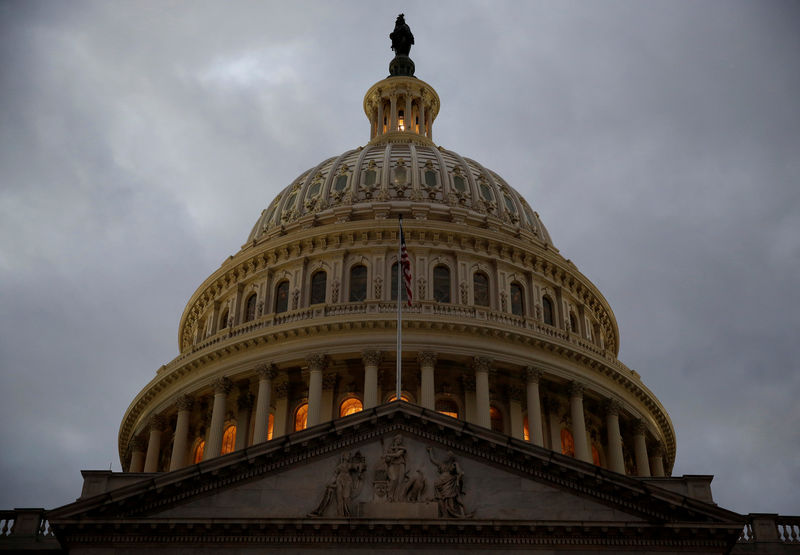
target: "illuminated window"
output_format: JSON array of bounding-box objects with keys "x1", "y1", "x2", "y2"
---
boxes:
[
  {"x1": 490, "y1": 406, "x2": 503, "y2": 433},
  {"x1": 244, "y1": 293, "x2": 257, "y2": 322},
  {"x1": 523, "y1": 415, "x2": 530, "y2": 441},
  {"x1": 436, "y1": 398, "x2": 459, "y2": 419},
  {"x1": 433, "y1": 265, "x2": 451, "y2": 303},
  {"x1": 473, "y1": 272, "x2": 489, "y2": 307},
  {"x1": 349, "y1": 265, "x2": 367, "y2": 302},
  {"x1": 510, "y1": 282, "x2": 524, "y2": 316},
  {"x1": 219, "y1": 309, "x2": 229, "y2": 329},
  {"x1": 221, "y1": 425, "x2": 236, "y2": 455},
  {"x1": 339, "y1": 397, "x2": 363, "y2": 417},
  {"x1": 390, "y1": 262, "x2": 408, "y2": 302},
  {"x1": 310, "y1": 271, "x2": 327, "y2": 305},
  {"x1": 592, "y1": 444, "x2": 601, "y2": 466},
  {"x1": 398, "y1": 109, "x2": 405, "y2": 131},
  {"x1": 388, "y1": 394, "x2": 412, "y2": 402},
  {"x1": 561, "y1": 429, "x2": 575, "y2": 457},
  {"x1": 193, "y1": 440, "x2": 205, "y2": 464},
  {"x1": 275, "y1": 281, "x2": 289, "y2": 314},
  {"x1": 294, "y1": 403, "x2": 308, "y2": 431},
  {"x1": 267, "y1": 413, "x2": 274, "y2": 441},
  {"x1": 542, "y1": 296, "x2": 554, "y2": 326}
]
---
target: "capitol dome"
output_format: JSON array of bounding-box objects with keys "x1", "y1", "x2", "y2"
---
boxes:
[{"x1": 118, "y1": 27, "x2": 674, "y2": 483}]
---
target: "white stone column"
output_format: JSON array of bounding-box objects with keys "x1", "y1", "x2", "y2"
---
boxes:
[
  {"x1": 418, "y1": 351, "x2": 436, "y2": 410},
  {"x1": 404, "y1": 95, "x2": 412, "y2": 131},
  {"x1": 604, "y1": 399, "x2": 626, "y2": 474},
  {"x1": 545, "y1": 398, "x2": 562, "y2": 452},
  {"x1": 418, "y1": 95, "x2": 426, "y2": 137},
  {"x1": 362, "y1": 350, "x2": 381, "y2": 409},
  {"x1": 272, "y1": 380, "x2": 288, "y2": 438},
  {"x1": 524, "y1": 367, "x2": 545, "y2": 447},
  {"x1": 169, "y1": 395, "x2": 193, "y2": 471},
  {"x1": 234, "y1": 386, "x2": 253, "y2": 451},
  {"x1": 650, "y1": 444, "x2": 666, "y2": 477},
  {"x1": 143, "y1": 415, "x2": 164, "y2": 473},
  {"x1": 462, "y1": 375, "x2": 477, "y2": 423},
  {"x1": 129, "y1": 436, "x2": 147, "y2": 473},
  {"x1": 204, "y1": 377, "x2": 232, "y2": 460},
  {"x1": 389, "y1": 94, "x2": 398, "y2": 131},
  {"x1": 306, "y1": 354, "x2": 325, "y2": 427},
  {"x1": 473, "y1": 357, "x2": 492, "y2": 429},
  {"x1": 252, "y1": 364, "x2": 276, "y2": 444},
  {"x1": 569, "y1": 382, "x2": 592, "y2": 463},
  {"x1": 633, "y1": 420, "x2": 651, "y2": 477}
]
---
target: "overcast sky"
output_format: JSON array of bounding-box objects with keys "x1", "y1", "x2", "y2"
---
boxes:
[{"x1": 1, "y1": 1, "x2": 798, "y2": 516}]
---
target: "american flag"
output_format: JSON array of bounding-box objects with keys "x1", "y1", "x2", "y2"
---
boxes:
[{"x1": 399, "y1": 218, "x2": 413, "y2": 306}]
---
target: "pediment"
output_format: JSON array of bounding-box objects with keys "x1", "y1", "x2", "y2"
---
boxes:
[{"x1": 51, "y1": 403, "x2": 740, "y2": 528}]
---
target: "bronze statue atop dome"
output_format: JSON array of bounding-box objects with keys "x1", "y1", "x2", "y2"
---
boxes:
[
  {"x1": 389, "y1": 14, "x2": 416, "y2": 77},
  {"x1": 390, "y1": 14, "x2": 414, "y2": 56}
]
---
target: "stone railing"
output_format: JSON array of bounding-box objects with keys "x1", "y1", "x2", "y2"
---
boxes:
[
  {"x1": 738, "y1": 514, "x2": 800, "y2": 546},
  {"x1": 0, "y1": 508, "x2": 60, "y2": 551}
]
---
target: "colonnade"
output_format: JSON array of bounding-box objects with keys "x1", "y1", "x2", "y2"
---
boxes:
[{"x1": 128, "y1": 352, "x2": 666, "y2": 479}]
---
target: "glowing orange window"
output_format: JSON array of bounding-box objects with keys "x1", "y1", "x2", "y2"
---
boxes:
[
  {"x1": 294, "y1": 403, "x2": 308, "y2": 431},
  {"x1": 267, "y1": 413, "x2": 274, "y2": 441},
  {"x1": 523, "y1": 416, "x2": 530, "y2": 441},
  {"x1": 193, "y1": 440, "x2": 205, "y2": 464},
  {"x1": 221, "y1": 425, "x2": 236, "y2": 455},
  {"x1": 561, "y1": 428, "x2": 575, "y2": 457},
  {"x1": 435, "y1": 398, "x2": 459, "y2": 419},
  {"x1": 592, "y1": 444, "x2": 601, "y2": 466},
  {"x1": 490, "y1": 406, "x2": 503, "y2": 433},
  {"x1": 339, "y1": 397, "x2": 363, "y2": 417}
]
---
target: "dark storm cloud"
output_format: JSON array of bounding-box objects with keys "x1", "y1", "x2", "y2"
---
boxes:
[{"x1": 1, "y1": 1, "x2": 798, "y2": 515}]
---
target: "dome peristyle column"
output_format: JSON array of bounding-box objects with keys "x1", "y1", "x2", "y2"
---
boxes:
[
  {"x1": 604, "y1": 399, "x2": 626, "y2": 474},
  {"x1": 306, "y1": 354, "x2": 326, "y2": 427},
  {"x1": 418, "y1": 351, "x2": 437, "y2": 410},
  {"x1": 569, "y1": 382, "x2": 592, "y2": 463},
  {"x1": 633, "y1": 420, "x2": 651, "y2": 477},
  {"x1": 204, "y1": 377, "x2": 232, "y2": 460},
  {"x1": 252, "y1": 364, "x2": 276, "y2": 444},
  {"x1": 143, "y1": 415, "x2": 164, "y2": 472},
  {"x1": 362, "y1": 350, "x2": 382, "y2": 409},
  {"x1": 473, "y1": 357, "x2": 492, "y2": 429},
  {"x1": 169, "y1": 395, "x2": 193, "y2": 471},
  {"x1": 524, "y1": 367, "x2": 545, "y2": 447}
]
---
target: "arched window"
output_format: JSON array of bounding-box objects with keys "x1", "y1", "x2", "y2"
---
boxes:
[
  {"x1": 390, "y1": 263, "x2": 408, "y2": 302},
  {"x1": 294, "y1": 403, "x2": 308, "y2": 431},
  {"x1": 490, "y1": 406, "x2": 503, "y2": 433},
  {"x1": 510, "y1": 282, "x2": 524, "y2": 316},
  {"x1": 219, "y1": 309, "x2": 229, "y2": 329},
  {"x1": 339, "y1": 397, "x2": 363, "y2": 417},
  {"x1": 388, "y1": 393, "x2": 412, "y2": 403},
  {"x1": 433, "y1": 265, "x2": 451, "y2": 303},
  {"x1": 244, "y1": 293, "x2": 257, "y2": 322},
  {"x1": 221, "y1": 425, "x2": 236, "y2": 455},
  {"x1": 349, "y1": 265, "x2": 367, "y2": 302},
  {"x1": 310, "y1": 271, "x2": 327, "y2": 305},
  {"x1": 436, "y1": 398, "x2": 459, "y2": 419},
  {"x1": 592, "y1": 444, "x2": 601, "y2": 466},
  {"x1": 275, "y1": 281, "x2": 289, "y2": 314},
  {"x1": 561, "y1": 428, "x2": 575, "y2": 457},
  {"x1": 193, "y1": 440, "x2": 205, "y2": 464},
  {"x1": 569, "y1": 312, "x2": 578, "y2": 333},
  {"x1": 542, "y1": 296, "x2": 554, "y2": 326},
  {"x1": 267, "y1": 413, "x2": 274, "y2": 441},
  {"x1": 523, "y1": 415, "x2": 530, "y2": 441},
  {"x1": 473, "y1": 272, "x2": 489, "y2": 306}
]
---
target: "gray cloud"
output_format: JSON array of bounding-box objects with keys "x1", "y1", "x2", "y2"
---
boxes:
[{"x1": 1, "y1": 0, "x2": 798, "y2": 515}]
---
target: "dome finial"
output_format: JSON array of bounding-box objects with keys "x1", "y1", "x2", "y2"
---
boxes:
[{"x1": 389, "y1": 14, "x2": 415, "y2": 77}]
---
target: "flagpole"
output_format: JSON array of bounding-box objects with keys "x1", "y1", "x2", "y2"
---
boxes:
[{"x1": 396, "y1": 216, "x2": 402, "y2": 402}]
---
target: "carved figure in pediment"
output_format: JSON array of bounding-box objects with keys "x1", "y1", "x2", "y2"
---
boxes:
[
  {"x1": 427, "y1": 447, "x2": 471, "y2": 518},
  {"x1": 309, "y1": 451, "x2": 367, "y2": 517},
  {"x1": 403, "y1": 469, "x2": 426, "y2": 502},
  {"x1": 382, "y1": 434, "x2": 408, "y2": 501}
]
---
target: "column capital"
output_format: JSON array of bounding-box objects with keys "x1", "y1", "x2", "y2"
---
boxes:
[
  {"x1": 361, "y1": 350, "x2": 382, "y2": 366},
  {"x1": 568, "y1": 381, "x2": 585, "y2": 398},
  {"x1": 306, "y1": 353, "x2": 327, "y2": 372},
  {"x1": 417, "y1": 351, "x2": 437, "y2": 367},
  {"x1": 213, "y1": 377, "x2": 233, "y2": 395},
  {"x1": 256, "y1": 363, "x2": 276, "y2": 380},
  {"x1": 274, "y1": 380, "x2": 289, "y2": 400},
  {"x1": 524, "y1": 366, "x2": 543, "y2": 383},
  {"x1": 150, "y1": 414, "x2": 165, "y2": 431},
  {"x1": 604, "y1": 398, "x2": 622, "y2": 417},
  {"x1": 132, "y1": 435, "x2": 148, "y2": 452},
  {"x1": 322, "y1": 373, "x2": 338, "y2": 390},
  {"x1": 175, "y1": 394, "x2": 194, "y2": 412},
  {"x1": 652, "y1": 443, "x2": 664, "y2": 457},
  {"x1": 633, "y1": 419, "x2": 647, "y2": 435},
  {"x1": 472, "y1": 356, "x2": 493, "y2": 374}
]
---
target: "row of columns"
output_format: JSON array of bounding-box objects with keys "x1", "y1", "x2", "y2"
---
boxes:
[{"x1": 129, "y1": 355, "x2": 664, "y2": 478}]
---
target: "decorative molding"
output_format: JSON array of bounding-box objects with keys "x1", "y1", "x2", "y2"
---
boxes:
[
  {"x1": 362, "y1": 350, "x2": 382, "y2": 367},
  {"x1": 472, "y1": 356, "x2": 492, "y2": 374},
  {"x1": 524, "y1": 366, "x2": 543, "y2": 383},
  {"x1": 175, "y1": 394, "x2": 194, "y2": 412},
  {"x1": 417, "y1": 351, "x2": 437, "y2": 367},
  {"x1": 256, "y1": 363, "x2": 277, "y2": 380},
  {"x1": 306, "y1": 353, "x2": 327, "y2": 372}
]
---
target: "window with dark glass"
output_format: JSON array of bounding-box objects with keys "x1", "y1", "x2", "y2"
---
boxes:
[
  {"x1": 436, "y1": 398, "x2": 459, "y2": 419},
  {"x1": 479, "y1": 182, "x2": 494, "y2": 201},
  {"x1": 490, "y1": 406, "x2": 504, "y2": 433},
  {"x1": 310, "y1": 271, "x2": 327, "y2": 304},
  {"x1": 503, "y1": 194, "x2": 516, "y2": 213},
  {"x1": 220, "y1": 309, "x2": 229, "y2": 329},
  {"x1": 473, "y1": 272, "x2": 489, "y2": 307},
  {"x1": 510, "y1": 283, "x2": 524, "y2": 316},
  {"x1": 307, "y1": 181, "x2": 322, "y2": 198},
  {"x1": 364, "y1": 169, "x2": 377, "y2": 187},
  {"x1": 542, "y1": 296, "x2": 554, "y2": 326},
  {"x1": 349, "y1": 265, "x2": 367, "y2": 302},
  {"x1": 390, "y1": 262, "x2": 408, "y2": 301},
  {"x1": 433, "y1": 265, "x2": 451, "y2": 303},
  {"x1": 453, "y1": 175, "x2": 466, "y2": 192},
  {"x1": 569, "y1": 312, "x2": 578, "y2": 333},
  {"x1": 334, "y1": 174, "x2": 348, "y2": 192},
  {"x1": 424, "y1": 169, "x2": 437, "y2": 188},
  {"x1": 275, "y1": 281, "x2": 289, "y2": 314},
  {"x1": 244, "y1": 293, "x2": 257, "y2": 322}
]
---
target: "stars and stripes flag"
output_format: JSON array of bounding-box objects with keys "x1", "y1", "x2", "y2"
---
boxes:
[{"x1": 399, "y1": 217, "x2": 413, "y2": 306}]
